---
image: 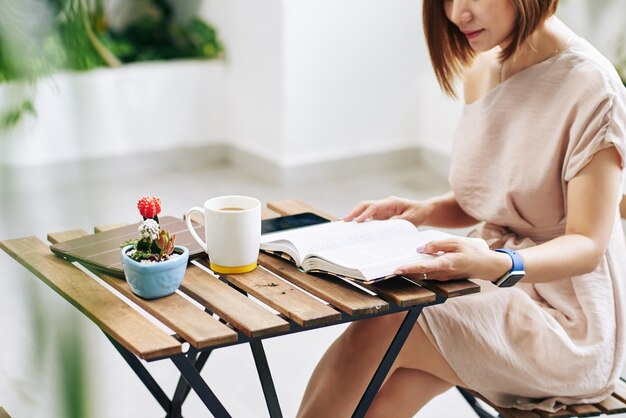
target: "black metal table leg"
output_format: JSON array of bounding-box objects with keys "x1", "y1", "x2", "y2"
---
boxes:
[
  {"x1": 171, "y1": 354, "x2": 232, "y2": 418},
  {"x1": 172, "y1": 349, "x2": 213, "y2": 411},
  {"x1": 105, "y1": 334, "x2": 172, "y2": 413},
  {"x1": 250, "y1": 340, "x2": 283, "y2": 418},
  {"x1": 351, "y1": 306, "x2": 423, "y2": 418},
  {"x1": 170, "y1": 351, "x2": 199, "y2": 418},
  {"x1": 456, "y1": 387, "x2": 499, "y2": 418}
]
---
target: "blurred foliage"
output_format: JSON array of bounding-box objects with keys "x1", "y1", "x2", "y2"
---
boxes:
[
  {"x1": 103, "y1": 0, "x2": 223, "y2": 64},
  {"x1": 0, "y1": 0, "x2": 223, "y2": 80},
  {"x1": 59, "y1": 314, "x2": 89, "y2": 418},
  {"x1": 0, "y1": 1, "x2": 59, "y2": 83},
  {"x1": 0, "y1": 0, "x2": 223, "y2": 128},
  {"x1": 1, "y1": 99, "x2": 36, "y2": 129}
]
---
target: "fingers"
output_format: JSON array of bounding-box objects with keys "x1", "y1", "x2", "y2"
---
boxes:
[
  {"x1": 394, "y1": 263, "x2": 465, "y2": 281},
  {"x1": 394, "y1": 260, "x2": 445, "y2": 280},
  {"x1": 342, "y1": 202, "x2": 370, "y2": 222},
  {"x1": 354, "y1": 205, "x2": 379, "y2": 222},
  {"x1": 343, "y1": 196, "x2": 406, "y2": 222},
  {"x1": 394, "y1": 240, "x2": 466, "y2": 280},
  {"x1": 342, "y1": 201, "x2": 384, "y2": 222},
  {"x1": 422, "y1": 238, "x2": 461, "y2": 254}
]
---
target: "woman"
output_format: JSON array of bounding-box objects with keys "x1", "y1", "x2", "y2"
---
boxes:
[{"x1": 297, "y1": 0, "x2": 626, "y2": 417}]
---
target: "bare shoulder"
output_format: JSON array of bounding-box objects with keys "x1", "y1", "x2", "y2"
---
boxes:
[{"x1": 463, "y1": 48, "x2": 500, "y2": 104}]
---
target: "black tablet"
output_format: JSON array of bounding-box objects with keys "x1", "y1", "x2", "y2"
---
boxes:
[{"x1": 262, "y1": 212, "x2": 330, "y2": 235}]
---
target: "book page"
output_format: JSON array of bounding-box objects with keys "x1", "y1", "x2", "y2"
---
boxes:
[
  {"x1": 306, "y1": 229, "x2": 487, "y2": 280},
  {"x1": 305, "y1": 253, "x2": 432, "y2": 281},
  {"x1": 260, "y1": 219, "x2": 417, "y2": 264},
  {"x1": 261, "y1": 220, "x2": 487, "y2": 280},
  {"x1": 308, "y1": 229, "x2": 452, "y2": 268}
]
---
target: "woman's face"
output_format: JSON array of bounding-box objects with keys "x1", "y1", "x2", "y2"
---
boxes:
[{"x1": 443, "y1": 0, "x2": 517, "y2": 52}]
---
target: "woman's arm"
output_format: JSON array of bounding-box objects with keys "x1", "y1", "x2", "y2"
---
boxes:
[
  {"x1": 395, "y1": 147, "x2": 623, "y2": 283},
  {"x1": 422, "y1": 191, "x2": 480, "y2": 228},
  {"x1": 343, "y1": 192, "x2": 479, "y2": 228},
  {"x1": 517, "y1": 146, "x2": 622, "y2": 283}
]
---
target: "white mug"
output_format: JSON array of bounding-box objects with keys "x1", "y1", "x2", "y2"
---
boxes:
[{"x1": 185, "y1": 195, "x2": 261, "y2": 274}]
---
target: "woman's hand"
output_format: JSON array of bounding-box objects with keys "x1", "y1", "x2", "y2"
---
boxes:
[
  {"x1": 395, "y1": 237, "x2": 512, "y2": 282},
  {"x1": 342, "y1": 196, "x2": 433, "y2": 226}
]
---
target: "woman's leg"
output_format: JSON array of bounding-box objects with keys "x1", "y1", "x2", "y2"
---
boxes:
[
  {"x1": 297, "y1": 312, "x2": 464, "y2": 418},
  {"x1": 365, "y1": 368, "x2": 452, "y2": 418}
]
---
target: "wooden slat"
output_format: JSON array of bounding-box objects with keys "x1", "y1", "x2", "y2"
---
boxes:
[
  {"x1": 535, "y1": 408, "x2": 572, "y2": 417},
  {"x1": 416, "y1": 278, "x2": 481, "y2": 298},
  {"x1": 94, "y1": 223, "x2": 127, "y2": 233},
  {"x1": 263, "y1": 207, "x2": 281, "y2": 219},
  {"x1": 468, "y1": 390, "x2": 626, "y2": 418},
  {"x1": 566, "y1": 404, "x2": 603, "y2": 417},
  {"x1": 198, "y1": 259, "x2": 341, "y2": 328},
  {"x1": 0, "y1": 237, "x2": 181, "y2": 360},
  {"x1": 262, "y1": 209, "x2": 375, "y2": 319},
  {"x1": 48, "y1": 230, "x2": 238, "y2": 350},
  {"x1": 267, "y1": 199, "x2": 480, "y2": 300},
  {"x1": 363, "y1": 277, "x2": 436, "y2": 307},
  {"x1": 180, "y1": 264, "x2": 290, "y2": 338},
  {"x1": 0, "y1": 407, "x2": 11, "y2": 418},
  {"x1": 267, "y1": 199, "x2": 337, "y2": 221},
  {"x1": 501, "y1": 410, "x2": 544, "y2": 418},
  {"x1": 258, "y1": 252, "x2": 389, "y2": 317},
  {"x1": 612, "y1": 379, "x2": 626, "y2": 403},
  {"x1": 596, "y1": 394, "x2": 626, "y2": 414},
  {"x1": 464, "y1": 385, "x2": 624, "y2": 418},
  {"x1": 464, "y1": 388, "x2": 548, "y2": 418}
]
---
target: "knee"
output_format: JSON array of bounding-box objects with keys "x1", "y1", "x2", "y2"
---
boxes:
[
  {"x1": 364, "y1": 397, "x2": 391, "y2": 418},
  {"x1": 343, "y1": 313, "x2": 405, "y2": 357},
  {"x1": 364, "y1": 383, "x2": 407, "y2": 418}
]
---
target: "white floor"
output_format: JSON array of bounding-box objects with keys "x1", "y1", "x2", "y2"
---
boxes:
[{"x1": 0, "y1": 149, "x2": 612, "y2": 418}]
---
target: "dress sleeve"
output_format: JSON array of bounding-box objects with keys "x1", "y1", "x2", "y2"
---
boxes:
[{"x1": 563, "y1": 88, "x2": 626, "y2": 183}]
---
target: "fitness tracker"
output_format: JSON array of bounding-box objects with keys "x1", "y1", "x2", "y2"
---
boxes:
[{"x1": 494, "y1": 248, "x2": 525, "y2": 288}]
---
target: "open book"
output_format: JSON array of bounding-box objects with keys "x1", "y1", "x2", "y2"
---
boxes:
[{"x1": 260, "y1": 219, "x2": 483, "y2": 284}]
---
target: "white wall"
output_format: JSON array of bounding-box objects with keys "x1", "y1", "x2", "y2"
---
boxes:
[
  {"x1": 281, "y1": 0, "x2": 424, "y2": 165},
  {"x1": 0, "y1": 61, "x2": 228, "y2": 166},
  {"x1": 200, "y1": 0, "x2": 436, "y2": 168},
  {"x1": 558, "y1": 0, "x2": 626, "y2": 61},
  {"x1": 2, "y1": 0, "x2": 624, "y2": 168},
  {"x1": 203, "y1": 0, "x2": 286, "y2": 163}
]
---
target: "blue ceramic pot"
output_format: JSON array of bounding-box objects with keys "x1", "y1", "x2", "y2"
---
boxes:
[{"x1": 121, "y1": 245, "x2": 189, "y2": 299}]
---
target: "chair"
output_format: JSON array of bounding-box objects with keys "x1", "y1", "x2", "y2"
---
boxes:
[
  {"x1": 457, "y1": 382, "x2": 626, "y2": 418},
  {"x1": 458, "y1": 195, "x2": 626, "y2": 418}
]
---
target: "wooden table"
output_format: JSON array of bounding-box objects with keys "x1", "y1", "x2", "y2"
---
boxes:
[{"x1": 0, "y1": 199, "x2": 480, "y2": 418}]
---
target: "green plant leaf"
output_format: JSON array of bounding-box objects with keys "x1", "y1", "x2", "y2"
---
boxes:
[{"x1": 1, "y1": 99, "x2": 37, "y2": 129}]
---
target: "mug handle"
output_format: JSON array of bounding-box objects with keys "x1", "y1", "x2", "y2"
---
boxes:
[{"x1": 185, "y1": 207, "x2": 207, "y2": 253}]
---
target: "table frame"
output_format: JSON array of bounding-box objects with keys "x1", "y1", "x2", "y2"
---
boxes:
[
  {"x1": 106, "y1": 273, "x2": 446, "y2": 418},
  {"x1": 1, "y1": 200, "x2": 478, "y2": 418}
]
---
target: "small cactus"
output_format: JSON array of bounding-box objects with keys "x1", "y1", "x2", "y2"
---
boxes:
[
  {"x1": 122, "y1": 196, "x2": 178, "y2": 262},
  {"x1": 137, "y1": 196, "x2": 161, "y2": 220}
]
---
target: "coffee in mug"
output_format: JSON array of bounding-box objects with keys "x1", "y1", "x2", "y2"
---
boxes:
[{"x1": 185, "y1": 196, "x2": 261, "y2": 274}]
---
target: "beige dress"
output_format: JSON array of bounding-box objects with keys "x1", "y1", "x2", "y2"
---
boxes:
[{"x1": 418, "y1": 36, "x2": 626, "y2": 411}]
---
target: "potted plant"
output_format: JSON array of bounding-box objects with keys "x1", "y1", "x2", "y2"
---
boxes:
[
  {"x1": 120, "y1": 196, "x2": 189, "y2": 299},
  {"x1": 0, "y1": 0, "x2": 225, "y2": 137}
]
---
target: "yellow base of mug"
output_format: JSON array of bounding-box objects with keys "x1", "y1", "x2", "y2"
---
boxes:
[{"x1": 210, "y1": 261, "x2": 257, "y2": 274}]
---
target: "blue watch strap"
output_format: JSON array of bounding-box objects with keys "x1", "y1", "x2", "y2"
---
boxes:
[{"x1": 494, "y1": 248, "x2": 525, "y2": 279}]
